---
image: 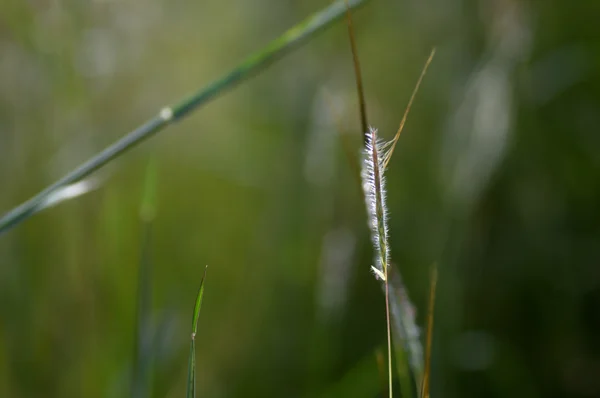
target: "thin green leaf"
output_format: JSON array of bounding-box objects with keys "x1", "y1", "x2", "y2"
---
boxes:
[
  {"x1": 0, "y1": 0, "x2": 370, "y2": 236},
  {"x1": 186, "y1": 265, "x2": 208, "y2": 398}
]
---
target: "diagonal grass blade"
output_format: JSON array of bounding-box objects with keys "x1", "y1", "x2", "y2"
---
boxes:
[{"x1": 0, "y1": 0, "x2": 370, "y2": 236}]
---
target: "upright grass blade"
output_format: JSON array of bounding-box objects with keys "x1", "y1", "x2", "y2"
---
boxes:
[
  {"x1": 344, "y1": 0, "x2": 369, "y2": 142},
  {"x1": 420, "y1": 264, "x2": 438, "y2": 398},
  {"x1": 0, "y1": 0, "x2": 370, "y2": 236},
  {"x1": 132, "y1": 158, "x2": 158, "y2": 398},
  {"x1": 187, "y1": 266, "x2": 208, "y2": 398}
]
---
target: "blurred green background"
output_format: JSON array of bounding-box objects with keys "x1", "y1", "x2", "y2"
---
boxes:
[{"x1": 1, "y1": 0, "x2": 599, "y2": 397}]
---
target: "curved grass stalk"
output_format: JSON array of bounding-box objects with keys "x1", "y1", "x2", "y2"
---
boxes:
[
  {"x1": 383, "y1": 49, "x2": 436, "y2": 170},
  {"x1": 0, "y1": 0, "x2": 370, "y2": 236}
]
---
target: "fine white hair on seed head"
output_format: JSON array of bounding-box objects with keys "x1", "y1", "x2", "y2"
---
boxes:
[{"x1": 361, "y1": 127, "x2": 390, "y2": 281}]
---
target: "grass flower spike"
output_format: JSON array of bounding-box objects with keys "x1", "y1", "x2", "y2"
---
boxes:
[
  {"x1": 362, "y1": 128, "x2": 391, "y2": 282},
  {"x1": 362, "y1": 127, "x2": 395, "y2": 397}
]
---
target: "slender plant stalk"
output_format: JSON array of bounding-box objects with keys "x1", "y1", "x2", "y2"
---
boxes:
[
  {"x1": 344, "y1": 0, "x2": 369, "y2": 142},
  {"x1": 341, "y1": 9, "x2": 397, "y2": 394},
  {"x1": 187, "y1": 265, "x2": 208, "y2": 398},
  {"x1": 377, "y1": 51, "x2": 436, "y2": 397},
  {"x1": 383, "y1": 49, "x2": 436, "y2": 169},
  {"x1": 342, "y1": 10, "x2": 395, "y2": 396},
  {"x1": 369, "y1": 131, "x2": 393, "y2": 398},
  {"x1": 362, "y1": 128, "x2": 394, "y2": 397},
  {"x1": 360, "y1": 50, "x2": 436, "y2": 396},
  {"x1": 420, "y1": 264, "x2": 438, "y2": 398},
  {"x1": 0, "y1": 0, "x2": 370, "y2": 236},
  {"x1": 385, "y1": 273, "x2": 393, "y2": 398}
]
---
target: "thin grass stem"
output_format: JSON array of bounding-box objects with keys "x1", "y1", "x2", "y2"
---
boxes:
[
  {"x1": 383, "y1": 48, "x2": 436, "y2": 169},
  {"x1": 344, "y1": 0, "x2": 369, "y2": 142},
  {"x1": 362, "y1": 128, "x2": 394, "y2": 397},
  {"x1": 359, "y1": 47, "x2": 435, "y2": 398},
  {"x1": 385, "y1": 276, "x2": 393, "y2": 398},
  {"x1": 187, "y1": 265, "x2": 208, "y2": 398}
]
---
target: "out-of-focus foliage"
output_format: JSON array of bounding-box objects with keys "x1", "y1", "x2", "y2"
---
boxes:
[{"x1": 0, "y1": 1, "x2": 599, "y2": 398}]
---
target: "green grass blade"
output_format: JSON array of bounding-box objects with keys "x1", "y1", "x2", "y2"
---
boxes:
[
  {"x1": 0, "y1": 0, "x2": 369, "y2": 236},
  {"x1": 186, "y1": 265, "x2": 208, "y2": 398}
]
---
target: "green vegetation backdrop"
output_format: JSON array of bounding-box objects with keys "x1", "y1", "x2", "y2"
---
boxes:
[{"x1": 0, "y1": 1, "x2": 599, "y2": 397}]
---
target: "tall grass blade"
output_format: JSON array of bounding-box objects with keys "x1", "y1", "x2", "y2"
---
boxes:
[
  {"x1": 344, "y1": 0, "x2": 369, "y2": 141},
  {"x1": 132, "y1": 158, "x2": 158, "y2": 398},
  {"x1": 0, "y1": 0, "x2": 370, "y2": 236},
  {"x1": 186, "y1": 265, "x2": 208, "y2": 398},
  {"x1": 420, "y1": 264, "x2": 438, "y2": 398}
]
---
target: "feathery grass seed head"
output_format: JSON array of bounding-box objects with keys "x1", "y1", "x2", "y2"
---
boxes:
[{"x1": 362, "y1": 127, "x2": 391, "y2": 281}]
